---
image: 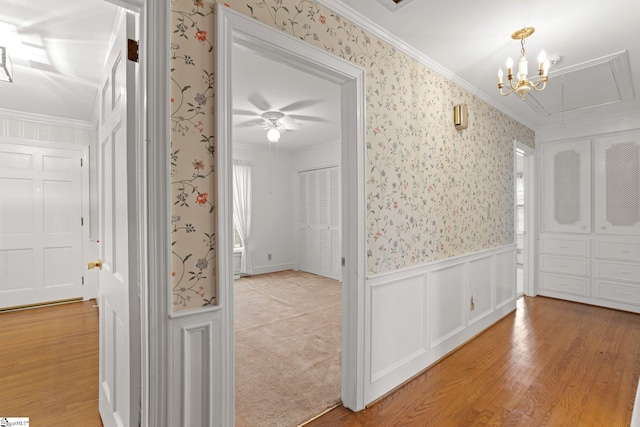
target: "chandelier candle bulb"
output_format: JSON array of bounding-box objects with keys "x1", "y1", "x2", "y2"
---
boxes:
[
  {"x1": 506, "y1": 57, "x2": 514, "y2": 76},
  {"x1": 498, "y1": 67, "x2": 503, "y2": 84},
  {"x1": 543, "y1": 59, "x2": 550, "y2": 77},
  {"x1": 538, "y1": 50, "x2": 547, "y2": 72}
]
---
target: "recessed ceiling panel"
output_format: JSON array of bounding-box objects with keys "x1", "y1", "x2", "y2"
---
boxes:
[{"x1": 526, "y1": 51, "x2": 633, "y2": 116}]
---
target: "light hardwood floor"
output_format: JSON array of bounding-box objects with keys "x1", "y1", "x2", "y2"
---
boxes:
[
  {"x1": 0, "y1": 300, "x2": 102, "y2": 426},
  {"x1": 308, "y1": 296, "x2": 640, "y2": 426},
  {"x1": 1, "y1": 296, "x2": 639, "y2": 426}
]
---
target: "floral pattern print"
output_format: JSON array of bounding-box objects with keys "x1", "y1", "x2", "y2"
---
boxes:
[
  {"x1": 170, "y1": 0, "x2": 534, "y2": 310},
  {"x1": 171, "y1": 0, "x2": 217, "y2": 309}
]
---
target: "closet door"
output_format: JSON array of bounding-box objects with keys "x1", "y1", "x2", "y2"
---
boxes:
[
  {"x1": 317, "y1": 167, "x2": 341, "y2": 280},
  {"x1": 541, "y1": 140, "x2": 591, "y2": 233},
  {"x1": 298, "y1": 167, "x2": 341, "y2": 280},
  {"x1": 594, "y1": 132, "x2": 640, "y2": 235}
]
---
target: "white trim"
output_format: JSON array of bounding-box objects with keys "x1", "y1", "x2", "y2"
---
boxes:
[
  {"x1": 515, "y1": 141, "x2": 537, "y2": 297},
  {"x1": 0, "y1": 108, "x2": 95, "y2": 130},
  {"x1": 315, "y1": 0, "x2": 535, "y2": 131},
  {"x1": 217, "y1": 5, "x2": 368, "y2": 417},
  {"x1": 144, "y1": 0, "x2": 170, "y2": 424}
]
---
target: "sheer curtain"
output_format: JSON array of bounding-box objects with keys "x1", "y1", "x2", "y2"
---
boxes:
[{"x1": 233, "y1": 160, "x2": 253, "y2": 275}]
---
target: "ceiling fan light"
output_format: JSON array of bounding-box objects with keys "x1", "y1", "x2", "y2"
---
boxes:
[{"x1": 267, "y1": 127, "x2": 280, "y2": 142}]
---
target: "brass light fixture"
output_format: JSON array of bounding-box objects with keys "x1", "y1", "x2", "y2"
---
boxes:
[
  {"x1": 0, "y1": 46, "x2": 13, "y2": 83},
  {"x1": 497, "y1": 27, "x2": 549, "y2": 99}
]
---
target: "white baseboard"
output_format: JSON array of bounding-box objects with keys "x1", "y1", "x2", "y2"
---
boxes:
[{"x1": 249, "y1": 263, "x2": 295, "y2": 276}]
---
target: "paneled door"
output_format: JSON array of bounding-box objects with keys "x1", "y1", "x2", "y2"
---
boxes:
[
  {"x1": 0, "y1": 142, "x2": 83, "y2": 309},
  {"x1": 96, "y1": 10, "x2": 140, "y2": 427}
]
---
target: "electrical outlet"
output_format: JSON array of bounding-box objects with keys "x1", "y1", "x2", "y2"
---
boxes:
[{"x1": 267, "y1": 253, "x2": 272, "y2": 261}]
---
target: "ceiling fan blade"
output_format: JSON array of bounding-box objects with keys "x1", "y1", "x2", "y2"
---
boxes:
[
  {"x1": 284, "y1": 122, "x2": 302, "y2": 130},
  {"x1": 279, "y1": 100, "x2": 322, "y2": 112},
  {"x1": 288, "y1": 114, "x2": 330, "y2": 123},
  {"x1": 247, "y1": 93, "x2": 271, "y2": 111},
  {"x1": 236, "y1": 118, "x2": 266, "y2": 127},
  {"x1": 233, "y1": 109, "x2": 259, "y2": 117}
]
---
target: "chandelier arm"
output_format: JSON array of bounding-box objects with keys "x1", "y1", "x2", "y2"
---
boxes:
[
  {"x1": 531, "y1": 81, "x2": 548, "y2": 92},
  {"x1": 499, "y1": 87, "x2": 514, "y2": 97}
]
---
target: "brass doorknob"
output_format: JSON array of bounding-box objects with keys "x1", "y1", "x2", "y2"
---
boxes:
[{"x1": 88, "y1": 259, "x2": 103, "y2": 270}]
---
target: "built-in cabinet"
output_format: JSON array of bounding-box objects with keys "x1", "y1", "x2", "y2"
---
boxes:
[
  {"x1": 298, "y1": 167, "x2": 341, "y2": 281},
  {"x1": 539, "y1": 130, "x2": 640, "y2": 312}
]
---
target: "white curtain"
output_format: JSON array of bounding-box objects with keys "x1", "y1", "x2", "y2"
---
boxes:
[{"x1": 233, "y1": 160, "x2": 253, "y2": 275}]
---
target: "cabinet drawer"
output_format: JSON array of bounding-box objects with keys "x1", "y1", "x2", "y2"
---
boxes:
[
  {"x1": 540, "y1": 273, "x2": 588, "y2": 296},
  {"x1": 540, "y1": 255, "x2": 589, "y2": 276},
  {"x1": 594, "y1": 260, "x2": 640, "y2": 283},
  {"x1": 595, "y1": 280, "x2": 640, "y2": 306},
  {"x1": 540, "y1": 237, "x2": 589, "y2": 257},
  {"x1": 594, "y1": 241, "x2": 640, "y2": 262}
]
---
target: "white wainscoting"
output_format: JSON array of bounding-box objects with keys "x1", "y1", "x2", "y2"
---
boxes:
[
  {"x1": 364, "y1": 244, "x2": 517, "y2": 403},
  {"x1": 169, "y1": 308, "x2": 223, "y2": 427}
]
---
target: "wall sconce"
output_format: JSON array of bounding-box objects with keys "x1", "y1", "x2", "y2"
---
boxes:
[
  {"x1": 0, "y1": 46, "x2": 13, "y2": 83},
  {"x1": 453, "y1": 104, "x2": 467, "y2": 130}
]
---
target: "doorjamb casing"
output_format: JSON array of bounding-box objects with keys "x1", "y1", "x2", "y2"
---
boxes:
[{"x1": 216, "y1": 5, "x2": 367, "y2": 421}]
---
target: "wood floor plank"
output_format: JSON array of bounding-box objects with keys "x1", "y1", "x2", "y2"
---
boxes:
[
  {"x1": 306, "y1": 296, "x2": 640, "y2": 427},
  {"x1": 0, "y1": 301, "x2": 102, "y2": 426}
]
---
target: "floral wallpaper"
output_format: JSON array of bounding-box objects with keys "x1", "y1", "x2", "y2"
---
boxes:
[
  {"x1": 171, "y1": 0, "x2": 217, "y2": 309},
  {"x1": 171, "y1": 0, "x2": 534, "y2": 310}
]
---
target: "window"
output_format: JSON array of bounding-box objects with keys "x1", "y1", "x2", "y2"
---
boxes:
[{"x1": 233, "y1": 223, "x2": 243, "y2": 248}]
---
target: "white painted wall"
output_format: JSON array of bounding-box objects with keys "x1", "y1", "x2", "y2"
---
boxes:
[{"x1": 233, "y1": 143, "x2": 295, "y2": 274}]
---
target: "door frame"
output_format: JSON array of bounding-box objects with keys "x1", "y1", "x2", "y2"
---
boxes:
[
  {"x1": 514, "y1": 141, "x2": 537, "y2": 297},
  {"x1": 216, "y1": 5, "x2": 367, "y2": 417}
]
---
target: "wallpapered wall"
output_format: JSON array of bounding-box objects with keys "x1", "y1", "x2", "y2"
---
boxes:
[{"x1": 170, "y1": 0, "x2": 535, "y2": 310}]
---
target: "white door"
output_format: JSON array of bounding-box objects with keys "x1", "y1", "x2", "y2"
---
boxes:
[
  {"x1": 0, "y1": 142, "x2": 83, "y2": 309},
  {"x1": 96, "y1": 10, "x2": 139, "y2": 427}
]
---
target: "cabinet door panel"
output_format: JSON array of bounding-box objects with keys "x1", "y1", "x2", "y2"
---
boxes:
[
  {"x1": 541, "y1": 140, "x2": 591, "y2": 233},
  {"x1": 594, "y1": 132, "x2": 640, "y2": 235}
]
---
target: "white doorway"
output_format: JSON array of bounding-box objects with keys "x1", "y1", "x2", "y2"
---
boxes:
[
  {"x1": 217, "y1": 7, "x2": 367, "y2": 423},
  {"x1": 514, "y1": 142, "x2": 536, "y2": 297}
]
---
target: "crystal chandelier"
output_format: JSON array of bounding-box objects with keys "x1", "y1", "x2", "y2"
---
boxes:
[{"x1": 497, "y1": 27, "x2": 549, "y2": 99}]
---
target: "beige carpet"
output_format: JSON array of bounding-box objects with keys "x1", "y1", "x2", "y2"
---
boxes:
[{"x1": 234, "y1": 270, "x2": 342, "y2": 427}]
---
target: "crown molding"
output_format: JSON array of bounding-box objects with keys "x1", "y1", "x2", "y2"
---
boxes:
[
  {"x1": 0, "y1": 108, "x2": 95, "y2": 130},
  {"x1": 315, "y1": 0, "x2": 536, "y2": 130}
]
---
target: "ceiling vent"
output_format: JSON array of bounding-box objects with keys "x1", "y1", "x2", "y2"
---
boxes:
[{"x1": 377, "y1": 0, "x2": 415, "y2": 11}]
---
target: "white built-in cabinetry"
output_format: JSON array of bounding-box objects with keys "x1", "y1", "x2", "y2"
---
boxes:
[
  {"x1": 539, "y1": 130, "x2": 640, "y2": 312},
  {"x1": 298, "y1": 167, "x2": 341, "y2": 280}
]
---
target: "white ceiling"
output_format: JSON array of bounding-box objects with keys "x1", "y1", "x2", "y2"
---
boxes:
[
  {"x1": 321, "y1": 0, "x2": 640, "y2": 130},
  {"x1": 1, "y1": 0, "x2": 638, "y2": 135},
  {"x1": 0, "y1": 0, "x2": 118, "y2": 122},
  {"x1": 231, "y1": 45, "x2": 342, "y2": 150}
]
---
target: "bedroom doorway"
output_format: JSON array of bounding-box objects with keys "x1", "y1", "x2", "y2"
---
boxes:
[
  {"x1": 216, "y1": 6, "x2": 367, "y2": 425},
  {"x1": 230, "y1": 42, "x2": 344, "y2": 426}
]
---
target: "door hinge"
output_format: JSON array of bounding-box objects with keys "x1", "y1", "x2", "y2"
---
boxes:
[
  {"x1": 80, "y1": 158, "x2": 83, "y2": 167},
  {"x1": 82, "y1": 276, "x2": 85, "y2": 285},
  {"x1": 81, "y1": 217, "x2": 84, "y2": 226},
  {"x1": 341, "y1": 257, "x2": 346, "y2": 267},
  {"x1": 128, "y1": 39, "x2": 139, "y2": 63}
]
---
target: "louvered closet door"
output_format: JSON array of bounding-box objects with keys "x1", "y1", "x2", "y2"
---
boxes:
[
  {"x1": 298, "y1": 167, "x2": 341, "y2": 280},
  {"x1": 541, "y1": 140, "x2": 591, "y2": 233},
  {"x1": 595, "y1": 132, "x2": 640, "y2": 235}
]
